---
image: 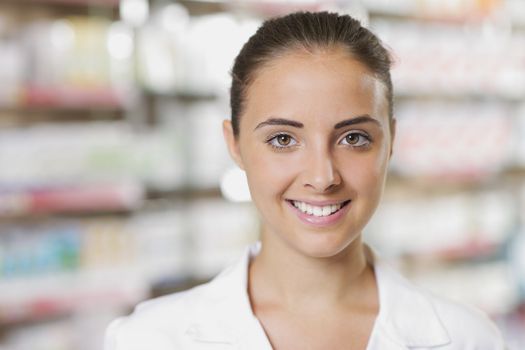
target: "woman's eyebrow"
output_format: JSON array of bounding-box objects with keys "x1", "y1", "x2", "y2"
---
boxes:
[
  {"x1": 254, "y1": 118, "x2": 304, "y2": 131},
  {"x1": 334, "y1": 115, "x2": 381, "y2": 129},
  {"x1": 253, "y1": 114, "x2": 381, "y2": 131}
]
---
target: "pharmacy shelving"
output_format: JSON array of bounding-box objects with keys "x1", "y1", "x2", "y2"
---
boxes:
[
  {"x1": 0, "y1": 0, "x2": 523, "y2": 349},
  {"x1": 0, "y1": 0, "x2": 137, "y2": 341},
  {"x1": 365, "y1": 0, "x2": 525, "y2": 344}
]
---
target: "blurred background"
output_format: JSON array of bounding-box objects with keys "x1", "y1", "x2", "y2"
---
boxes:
[{"x1": 0, "y1": 0, "x2": 523, "y2": 349}]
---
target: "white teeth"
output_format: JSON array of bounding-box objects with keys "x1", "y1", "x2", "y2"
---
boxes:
[
  {"x1": 292, "y1": 200, "x2": 346, "y2": 217},
  {"x1": 306, "y1": 205, "x2": 313, "y2": 215}
]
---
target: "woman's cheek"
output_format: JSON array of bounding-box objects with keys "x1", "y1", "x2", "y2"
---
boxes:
[
  {"x1": 349, "y1": 155, "x2": 386, "y2": 196},
  {"x1": 245, "y1": 150, "x2": 292, "y2": 192},
  {"x1": 357, "y1": 143, "x2": 390, "y2": 186}
]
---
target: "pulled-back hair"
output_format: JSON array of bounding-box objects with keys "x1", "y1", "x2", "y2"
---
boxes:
[{"x1": 230, "y1": 11, "x2": 393, "y2": 137}]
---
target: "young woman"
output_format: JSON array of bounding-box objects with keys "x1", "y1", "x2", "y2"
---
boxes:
[{"x1": 105, "y1": 11, "x2": 506, "y2": 350}]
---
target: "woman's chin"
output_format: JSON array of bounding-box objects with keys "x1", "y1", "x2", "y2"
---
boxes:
[{"x1": 286, "y1": 232, "x2": 361, "y2": 259}]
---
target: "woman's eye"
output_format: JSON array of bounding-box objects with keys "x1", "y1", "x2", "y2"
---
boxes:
[
  {"x1": 276, "y1": 134, "x2": 292, "y2": 146},
  {"x1": 341, "y1": 132, "x2": 371, "y2": 148},
  {"x1": 267, "y1": 134, "x2": 297, "y2": 149}
]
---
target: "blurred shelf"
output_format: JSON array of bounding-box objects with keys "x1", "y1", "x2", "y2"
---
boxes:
[
  {"x1": 178, "y1": 0, "x2": 504, "y2": 22},
  {"x1": 145, "y1": 186, "x2": 223, "y2": 203},
  {"x1": 18, "y1": 86, "x2": 127, "y2": 110},
  {"x1": 401, "y1": 239, "x2": 503, "y2": 264},
  {"x1": 143, "y1": 90, "x2": 221, "y2": 124},
  {"x1": 0, "y1": 86, "x2": 129, "y2": 125},
  {"x1": 393, "y1": 92, "x2": 525, "y2": 104},
  {"x1": 369, "y1": 8, "x2": 493, "y2": 24},
  {"x1": 144, "y1": 89, "x2": 219, "y2": 102},
  {"x1": 386, "y1": 166, "x2": 525, "y2": 196},
  {"x1": 0, "y1": 0, "x2": 121, "y2": 19},
  {"x1": 0, "y1": 185, "x2": 226, "y2": 221},
  {"x1": 0, "y1": 268, "x2": 147, "y2": 327},
  {"x1": 167, "y1": 0, "x2": 525, "y2": 29},
  {"x1": 0, "y1": 106, "x2": 124, "y2": 116},
  {"x1": 0, "y1": 104, "x2": 125, "y2": 127},
  {"x1": 1, "y1": 0, "x2": 120, "y2": 9},
  {"x1": 0, "y1": 183, "x2": 144, "y2": 220},
  {"x1": 0, "y1": 209, "x2": 133, "y2": 223},
  {"x1": 433, "y1": 240, "x2": 502, "y2": 262},
  {"x1": 174, "y1": 0, "x2": 230, "y2": 16},
  {"x1": 174, "y1": 0, "x2": 332, "y2": 17},
  {"x1": 366, "y1": 0, "x2": 505, "y2": 24}
]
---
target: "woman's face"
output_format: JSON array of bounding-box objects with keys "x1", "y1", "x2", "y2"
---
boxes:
[{"x1": 223, "y1": 48, "x2": 395, "y2": 258}]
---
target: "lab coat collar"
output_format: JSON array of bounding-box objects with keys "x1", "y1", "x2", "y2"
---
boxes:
[
  {"x1": 367, "y1": 245, "x2": 451, "y2": 348},
  {"x1": 185, "y1": 242, "x2": 451, "y2": 349},
  {"x1": 184, "y1": 242, "x2": 272, "y2": 348}
]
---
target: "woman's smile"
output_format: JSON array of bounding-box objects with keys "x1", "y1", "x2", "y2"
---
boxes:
[{"x1": 285, "y1": 198, "x2": 352, "y2": 228}]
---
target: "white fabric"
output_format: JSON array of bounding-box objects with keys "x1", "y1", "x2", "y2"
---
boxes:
[{"x1": 105, "y1": 241, "x2": 507, "y2": 349}]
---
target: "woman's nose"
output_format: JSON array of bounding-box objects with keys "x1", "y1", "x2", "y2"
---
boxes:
[{"x1": 302, "y1": 149, "x2": 342, "y2": 193}]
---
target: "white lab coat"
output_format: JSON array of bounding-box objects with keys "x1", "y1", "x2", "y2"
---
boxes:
[{"x1": 105, "y1": 242, "x2": 507, "y2": 349}]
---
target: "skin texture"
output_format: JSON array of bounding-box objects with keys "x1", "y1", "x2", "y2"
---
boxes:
[{"x1": 223, "y1": 47, "x2": 396, "y2": 349}]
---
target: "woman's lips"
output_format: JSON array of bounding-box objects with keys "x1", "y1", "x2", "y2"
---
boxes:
[{"x1": 285, "y1": 199, "x2": 351, "y2": 228}]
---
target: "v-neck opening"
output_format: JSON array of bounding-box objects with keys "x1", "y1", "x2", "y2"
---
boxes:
[{"x1": 243, "y1": 241, "x2": 384, "y2": 350}]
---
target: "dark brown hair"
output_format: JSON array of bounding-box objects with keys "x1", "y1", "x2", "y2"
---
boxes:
[{"x1": 229, "y1": 11, "x2": 393, "y2": 137}]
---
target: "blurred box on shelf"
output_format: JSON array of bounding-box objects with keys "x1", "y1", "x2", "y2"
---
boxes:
[
  {"x1": 127, "y1": 208, "x2": 189, "y2": 282},
  {"x1": 0, "y1": 40, "x2": 24, "y2": 107},
  {"x1": 508, "y1": 229, "x2": 525, "y2": 300},
  {"x1": 136, "y1": 6, "x2": 260, "y2": 96},
  {"x1": 0, "y1": 222, "x2": 82, "y2": 279},
  {"x1": 135, "y1": 3, "x2": 189, "y2": 94},
  {"x1": 153, "y1": 98, "x2": 235, "y2": 189},
  {"x1": 364, "y1": 0, "x2": 505, "y2": 21},
  {"x1": 371, "y1": 20, "x2": 525, "y2": 99},
  {"x1": 0, "y1": 207, "x2": 190, "y2": 326},
  {"x1": 179, "y1": 13, "x2": 259, "y2": 96},
  {"x1": 188, "y1": 198, "x2": 259, "y2": 279},
  {"x1": 185, "y1": 101, "x2": 235, "y2": 189},
  {"x1": 515, "y1": 104, "x2": 525, "y2": 167},
  {"x1": 505, "y1": 0, "x2": 525, "y2": 26},
  {"x1": 0, "y1": 14, "x2": 135, "y2": 111},
  {"x1": 0, "y1": 181, "x2": 143, "y2": 217},
  {"x1": 390, "y1": 101, "x2": 514, "y2": 181},
  {"x1": 23, "y1": 17, "x2": 114, "y2": 89},
  {"x1": 0, "y1": 121, "x2": 185, "y2": 192},
  {"x1": 507, "y1": 185, "x2": 525, "y2": 295},
  {"x1": 20, "y1": 85, "x2": 125, "y2": 110},
  {"x1": 366, "y1": 189, "x2": 514, "y2": 257}
]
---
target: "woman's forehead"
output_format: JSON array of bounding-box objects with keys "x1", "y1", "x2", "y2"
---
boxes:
[{"x1": 242, "y1": 50, "x2": 389, "y2": 129}]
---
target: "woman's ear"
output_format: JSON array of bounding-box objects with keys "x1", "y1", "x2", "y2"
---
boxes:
[{"x1": 222, "y1": 119, "x2": 245, "y2": 170}]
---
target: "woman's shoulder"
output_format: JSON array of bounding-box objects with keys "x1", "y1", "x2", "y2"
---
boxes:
[
  {"x1": 114, "y1": 274, "x2": 227, "y2": 327},
  {"x1": 135, "y1": 283, "x2": 209, "y2": 320},
  {"x1": 375, "y1": 260, "x2": 506, "y2": 349},
  {"x1": 104, "y1": 281, "x2": 216, "y2": 350},
  {"x1": 424, "y1": 288, "x2": 506, "y2": 347},
  {"x1": 104, "y1": 253, "x2": 251, "y2": 350}
]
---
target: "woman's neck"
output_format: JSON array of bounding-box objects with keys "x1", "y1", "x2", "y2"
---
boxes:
[{"x1": 248, "y1": 233, "x2": 376, "y2": 314}]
